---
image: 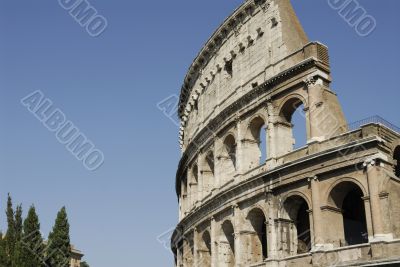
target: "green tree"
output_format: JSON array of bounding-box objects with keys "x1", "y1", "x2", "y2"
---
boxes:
[
  {"x1": 15, "y1": 206, "x2": 44, "y2": 267},
  {"x1": 0, "y1": 232, "x2": 8, "y2": 267},
  {"x1": 5, "y1": 194, "x2": 15, "y2": 266},
  {"x1": 80, "y1": 261, "x2": 89, "y2": 267},
  {"x1": 46, "y1": 207, "x2": 71, "y2": 267},
  {"x1": 12, "y1": 205, "x2": 23, "y2": 266},
  {"x1": 14, "y1": 206, "x2": 23, "y2": 242}
]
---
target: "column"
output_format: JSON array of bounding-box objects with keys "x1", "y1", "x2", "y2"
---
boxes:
[
  {"x1": 211, "y1": 217, "x2": 218, "y2": 267},
  {"x1": 266, "y1": 100, "x2": 277, "y2": 159},
  {"x1": 193, "y1": 228, "x2": 200, "y2": 267},
  {"x1": 233, "y1": 205, "x2": 244, "y2": 266},
  {"x1": 310, "y1": 176, "x2": 326, "y2": 249},
  {"x1": 365, "y1": 160, "x2": 392, "y2": 241},
  {"x1": 236, "y1": 119, "x2": 245, "y2": 175}
]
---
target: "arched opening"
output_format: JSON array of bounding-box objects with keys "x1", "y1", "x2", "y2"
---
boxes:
[
  {"x1": 245, "y1": 117, "x2": 267, "y2": 169},
  {"x1": 199, "y1": 231, "x2": 212, "y2": 266},
  {"x1": 181, "y1": 174, "x2": 188, "y2": 214},
  {"x1": 394, "y1": 146, "x2": 400, "y2": 178},
  {"x1": 291, "y1": 103, "x2": 307, "y2": 149},
  {"x1": 192, "y1": 164, "x2": 199, "y2": 183},
  {"x1": 247, "y1": 208, "x2": 268, "y2": 263},
  {"x1": 202, "y1": 151, "x2": 215, "y2": 196},
  {"x1": 206, "y1": 151, "x2": 215, "y2": 175},
  {"x1": 224, "y1": 135, "x2": 237, "y2": 169},
  {"x1": 282, "y1": 196, "x2": 311, "y2": 255},
  {"x1": 260, "y1": 126, "x2": 267, "y2": 163},
  {"x1": 220, "y1": 220, "x2": 235, "y2": 267},
  {"x1": 278, "y1": 98, "x2": 307, "y2": 154},
  {"x1": 191, "y1": 164, "x2": 199, "y2": 205},
  {"x1": 220, "y1": 135, "x2": 237, "y2": 184},
  {"x1": 330, "y1": 182, "x2": 368, "y2": 246}
]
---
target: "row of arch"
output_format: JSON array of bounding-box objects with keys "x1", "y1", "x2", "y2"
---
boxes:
[
  {"x1": 178, "y1": 180, "x2": 369, "y2": 266},
  {"x1": 181, "y1": 98, "x2": 308, "y2": 213}
]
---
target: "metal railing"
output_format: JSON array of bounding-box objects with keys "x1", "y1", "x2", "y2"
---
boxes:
[{"x1": 347, "y1": 115, "x2": 400, "y2": 134}]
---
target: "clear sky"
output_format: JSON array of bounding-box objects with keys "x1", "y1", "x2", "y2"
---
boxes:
[{"x1": 0, "y1": 0, "x2": 399, "y2": 266}]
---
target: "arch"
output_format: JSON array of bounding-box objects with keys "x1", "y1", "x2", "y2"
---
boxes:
[
  {"x1": 199, "y1": 231, "x2": 211, "y2": 267},
  {"x1": 205, "y1": 151, "x2": 215, "y2": 175},
  {"x1": 192, "y1": 164, "x2": 199, "y2": 183},
  {"x1": 394, "y1": 146, "x2": 400, "y2": 178},
  {"x1": 220, "y1": 220, "x2": 235, "y2": 267},
  {"x1": 278, "y1": 94, "x2": 308, "y2": 120},
  {"x1": 328, "y1": 181, "x2": 368, "y2": 246},
  {"x1": 326, "y1": 177, "x2": 367, "y2": 206},
  {"x1": 282, "y1": 195, "x2": 311, "y2": 255},
  {"x1": 276, "y1": 95, "x2": 308, "y2": 154},
  {"x1": 282, "y1": 191, "x2": 312, "y2": 211},
  {"x1": 190, "y1": 163, "x2": 199, "y2": 205},
  {"x1": 246, "y1": 208, "x2": 268, "y2": 262},
  {"x1": 223, "y1": 134, "x2": 237, "y2": 169},
  {"x1": 200, "y1": 150, "x2": 215, "y2": 197},
  {"x1": 244, "y1": 116, "x2": 268, "y2": 167},
  {"x1": 279, "y1": 96, "x2": 306, "y2": 123},
  {"x1": 181, "y1": 174, "x2": 188, "y2": 197}
]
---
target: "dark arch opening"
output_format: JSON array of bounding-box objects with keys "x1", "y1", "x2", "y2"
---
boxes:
[
  {"x1": 283, "y1": 196, "x2": 311, "y2": 254},
  {"x1": 330, "y1": 182, "x2": 368, "y2": 246},
  {"x1": 202, "y1": 231, "x2": 211, "y2": 253},
  {"x1": 342, "y1": 187, "x2": 368, "y2": 245},
  {"x1": 222, "y1": 221, "x2": 235, "y2": 255},
  {"x1": 192, "y1": 164, "x2": 198, "y2": 183},
  {"x1": 181, "y1": 175, "x2": 188, "y2": 196},
  {"x1": 221, "y1": 220, "x2": 235, "y2": 267},
  {"x1": 206, "y1": 151, "x2": 215, "y2": 175},
  {"x1": 200, "y1": 231, "x2": 212, "y2": 266},
  {"x1": 248, "y1": 208, "x2": 268, "y2": 260},
  {"x1": 394, "y1": 146, "x2": 400, "y2": 178},
  {"x1": 224, "y1": 135, "x2": 237, "y2": 169},
  {"x1": 296, "y1": 200, "x2": 311, "y2": 253}
]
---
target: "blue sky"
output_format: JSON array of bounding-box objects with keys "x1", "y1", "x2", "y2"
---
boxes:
[{"x1": 0, "y1": 0, "x2": 399, "y2": 266}]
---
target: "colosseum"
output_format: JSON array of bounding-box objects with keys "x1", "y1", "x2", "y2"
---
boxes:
[{"x1": 171, "y1": 0, "x2": 400, "y2": 266}]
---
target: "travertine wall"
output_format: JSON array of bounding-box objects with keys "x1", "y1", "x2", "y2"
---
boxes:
[{"x1": 172, "y1": 0, "x2": 400, "y2": 266}]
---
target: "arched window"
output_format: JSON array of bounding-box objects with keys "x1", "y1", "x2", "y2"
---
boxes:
[
  {"x1": 192, "y1": 164, "x2": 199, "y2": 183},
  {"x1": 330, "y1": 182, "x2": 368, "y2": 246},
  {"x1": 283, "y1": 196, "x2": 311, "y2": 255},
  {"x1": 181, "y1": 175, "x2": 188, "y2": 197},
  {"x1": 247, "y1": 208, "x2": 268, "y2": 262},
  {"x1": 202, "y1": 151, "x2": 215, "y2": 196},
  {"x1": 279, "y1": 98, "x2": 307, "y2": 154},
  {"x1": 245, "y1": 117, "x2": 267, "y2": 169},
  {"x1": 220, "y1": 221, "x2": 235, "y2": 267},
  {"x1": 199, "y1": 231, "x2": 211, "y2": 266},
  {"x1": 206, "y1": 151, "x2": 215, "y2": 175},
  {"x1": 190, "y1": 164, "x2": 199, "y2": 205},
  {"x1": 224, "y1": 135, "x2": 236, "y2": 169},
  {"x1": 181, "y1": 175, "x2": 188, "y2": 214},
  {"x1": 394, "y1": 146, "x2": 400, "y2": 178}
]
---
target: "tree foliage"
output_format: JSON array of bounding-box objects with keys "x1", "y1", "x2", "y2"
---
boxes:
[
  {"x1": 0, "y1": 195, "x2": 79, "y2": 267},
  {"x1": 15, "y1": 206, "x2": 45, "y2": 267},
  {"x1": 46, "y1": 207, "x2": 71, "y2": 267}
]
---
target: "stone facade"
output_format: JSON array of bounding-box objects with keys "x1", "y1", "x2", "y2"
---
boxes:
[
  {"x1": 172, "y1": 0, "x2": 400, "y2": 266},
  {"x1": 70, "y1": 246, "x2": 84, "y2": 267}
]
